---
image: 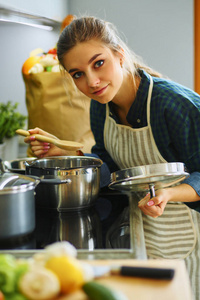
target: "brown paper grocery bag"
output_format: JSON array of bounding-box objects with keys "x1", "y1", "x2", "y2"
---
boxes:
[{"x1": 23, "y1": 72, "x2": 95, "y2": 156}]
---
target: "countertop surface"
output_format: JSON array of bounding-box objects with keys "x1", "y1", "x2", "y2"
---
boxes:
[{"x1": 57, "y1": 259, "x2": 193, "y2": 300}]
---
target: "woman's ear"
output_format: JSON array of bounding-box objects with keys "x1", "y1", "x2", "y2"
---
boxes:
[
  {"x1": 120, "y1": 57, "x2": 124, "y2": 68},
  {"x1": 118, "y1": 47, "x2": 125, "y2": 67}
]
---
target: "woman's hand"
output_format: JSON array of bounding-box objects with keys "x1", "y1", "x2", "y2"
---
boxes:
[
  {"x1": 138, "y1": 189, "x2": 169, "y2": 218},
  {"x1": 24, "y1": 127, "x2": 74, "y2": 158},
  {"x1": 138, "y1": 183, "x2": 200, "y2": 218}
]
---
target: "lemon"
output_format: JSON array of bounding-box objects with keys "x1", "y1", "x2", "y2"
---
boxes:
[{"x1": 45, "y1": 256, "x2": 84, "y2": 294}]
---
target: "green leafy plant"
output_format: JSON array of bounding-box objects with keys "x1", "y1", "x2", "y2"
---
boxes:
[{"x1": 0, "y1": 101, "x2": 27, "y2": 144}]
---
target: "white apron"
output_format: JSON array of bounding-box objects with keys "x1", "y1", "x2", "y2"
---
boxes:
[
  {"x1": 104, "y1": 75, "x2": 200, "y2": 300},
  {"x1": 104, "y1": 76, "x2": 166, "y2": 169}
]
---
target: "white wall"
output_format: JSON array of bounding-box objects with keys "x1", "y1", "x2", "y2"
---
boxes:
[
  {"x1": 69, "y1": 0, "x2": 194, "y2": 89},
  {"x1": 0, "y1": 0, "x2": 194, "y2": 117}
]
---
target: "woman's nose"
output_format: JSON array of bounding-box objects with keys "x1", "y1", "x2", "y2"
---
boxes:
[{"x1": 87, "y1": 72, "x2": 100, "y2": 87}]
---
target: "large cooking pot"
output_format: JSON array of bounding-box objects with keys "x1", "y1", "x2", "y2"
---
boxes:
[
  {"x1": 25, "y1": 156, "x2": 103, "y2": 211},
  {"x1": 0, "y1": 171, "x2": 40, "y2": 239}
]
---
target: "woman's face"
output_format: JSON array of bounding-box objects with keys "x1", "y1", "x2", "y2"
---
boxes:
[{"x1": 63, "y1": 39, "x2": 124, "y2": 104}]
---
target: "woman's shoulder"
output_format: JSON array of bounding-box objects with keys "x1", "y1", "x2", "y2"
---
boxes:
[
  {"x1": 153, "y1": 76, "x2": 200, "y2": 101},
  {"x1": 141, "y1": 69, "x2": 200, "y2": 104},
  {"x1": 149, "y1": 76, "x2": 200, "y2": 113}
]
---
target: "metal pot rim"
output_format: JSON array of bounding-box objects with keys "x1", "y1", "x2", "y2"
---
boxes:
[
  {"x1": 0, "y1": 173, "x2": 40, "y2": 191},
  {"x1": 25, "y1": 156, "x2": 103, "y2": 170},
  {"x1": 0, "y1": 184, "x2": 36, "y2": 194},
  {"x1": 109, "y1": 162, "x2": 189, "y2": 192},
  {"x1": 3, "y1": 157, "x2": 36, "y2": 172}
]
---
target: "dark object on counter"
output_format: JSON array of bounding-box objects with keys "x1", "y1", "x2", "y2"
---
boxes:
[
  {"x1": 92, "y1": 264, "x2": 175, "y2": 280},
  {"x1": 0, "y1": 169, "x2": 40, "y2": 239},
  {"x1": 25, "y1": 156, "x2": 103, "y2": 212}
]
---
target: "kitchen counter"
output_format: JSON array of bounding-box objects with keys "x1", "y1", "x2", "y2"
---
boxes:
[{"x1": 57, "y1": 259, "x2": 193, "y2": 300}]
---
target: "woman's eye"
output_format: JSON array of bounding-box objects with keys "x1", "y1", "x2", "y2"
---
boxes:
[
  {"x1": 73, "y1": 72, "x2": 83, "y2": 79},
  {"x1": 95, "y1": 60, "x2": 104, "y2": 68}
]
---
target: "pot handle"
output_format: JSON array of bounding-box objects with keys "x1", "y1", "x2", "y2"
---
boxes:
[
  {"x1": 149, "y1": 184, "x2": 155, "y2": 198},
  {"x1": 24, "y1": 160, "x2": 36, "y2": 167},
  {"x1": 40, "y1": 178, "x2": 72, "y2": 185},
  {"x1": 0, "y1": 159, "x2": 8, "y2": 174},
  {"x1": 26, "y1": 175, "x2": 71, "y2": 185}
]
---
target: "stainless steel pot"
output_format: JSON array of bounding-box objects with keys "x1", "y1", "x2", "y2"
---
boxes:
[
  {"x1": 3, "y1": 157, "x2": 36, "y2": 174},
  {"x1": 0, "y1": 172, "x2": 40, "y2": 239},
  {"x1": 25, "y1": 156, "x2": 103, "y2": 211}
]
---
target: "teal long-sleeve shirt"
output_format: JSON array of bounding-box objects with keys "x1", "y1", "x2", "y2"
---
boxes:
[{"x1": 90, "y1": 69, "x2": 200, "y2": 200}]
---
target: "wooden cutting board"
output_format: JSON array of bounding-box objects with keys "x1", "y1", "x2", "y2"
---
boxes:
[{"x1": 57, "y1": 259, "x2": 193, "y2": 300}]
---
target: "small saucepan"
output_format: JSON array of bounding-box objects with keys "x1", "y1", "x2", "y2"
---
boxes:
[{"x1": 0, "y1": 161, "x2": 40, "y2": 239}]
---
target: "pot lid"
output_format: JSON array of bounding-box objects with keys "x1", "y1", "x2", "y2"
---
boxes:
[
  {"x1": 109, "y1": 162, "x2": 189, "y2": 193},
  {"x1": 0, "y1": 172, "x2": 39, "y2": 193}
]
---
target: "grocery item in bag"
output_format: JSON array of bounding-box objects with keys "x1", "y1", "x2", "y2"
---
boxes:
[
  {"x1": 23, "y1": 71, "x2": 95, "y2": 155},
  {"x1": 22, "y1": 15, "x2": 95, "y2": 156}
]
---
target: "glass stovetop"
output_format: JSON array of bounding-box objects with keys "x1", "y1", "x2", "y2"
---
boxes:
[{"x1": 0, "y1": 189, "x2": 130, "y2": 252}]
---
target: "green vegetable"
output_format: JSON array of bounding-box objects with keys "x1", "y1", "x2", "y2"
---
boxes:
[
  {"x1": 45, "y1": 66, "x2": 53, "y2": 72},
  {"x1": 0, "y1": 255, "x2": 17, "y2": 293},
  {"x1": 0, "y1": 255, "x2": 29, "y2": 297},
  {"x1": 0, "y1": 101, "x2": 27, "y2": 144},
  {"x1": 82, "y1": 281, "x2": 128, "y2": 300},
  {"x1": 0, "y1": 268, "x2": 16, "y2": 294},
  {"x1": 0, "y1": 255, "x2": 16, "y2": 268}
]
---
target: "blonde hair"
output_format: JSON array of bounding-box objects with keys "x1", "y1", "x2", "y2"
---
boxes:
[{"x1": 57, "y1": 16, "x2": 162, "y2": 88}]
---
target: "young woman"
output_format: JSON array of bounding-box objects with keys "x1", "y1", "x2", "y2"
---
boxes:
[{"x1": 25, "y1": 16, "x2": 200, "y2": 218}]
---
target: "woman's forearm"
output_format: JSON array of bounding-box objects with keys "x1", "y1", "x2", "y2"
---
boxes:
[{"x1": 164, "y1": 183, "x2": 200, "y2": 203}]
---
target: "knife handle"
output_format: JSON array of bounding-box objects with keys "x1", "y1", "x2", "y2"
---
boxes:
[{"x1": 120, "y1": 266, "x2": 175, "y2": 280}]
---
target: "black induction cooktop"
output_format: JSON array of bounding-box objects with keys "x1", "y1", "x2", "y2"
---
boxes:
[{"x1": 0, "y1": 189, "x2": 130, "y2": 251}]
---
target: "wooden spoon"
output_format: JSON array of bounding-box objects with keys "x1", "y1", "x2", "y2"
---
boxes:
[{"x1": 16, "y1": 129, "x2": 83, "y2": 151}]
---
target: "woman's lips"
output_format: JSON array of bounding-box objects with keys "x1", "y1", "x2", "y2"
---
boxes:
[{"x1": 93, "y1": 85, "x2": 108, "y2": 96}]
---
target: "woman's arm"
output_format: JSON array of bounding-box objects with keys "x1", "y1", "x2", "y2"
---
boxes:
[{"x1": 139, "y1": 82, "x2": 200, "y2": 217}]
